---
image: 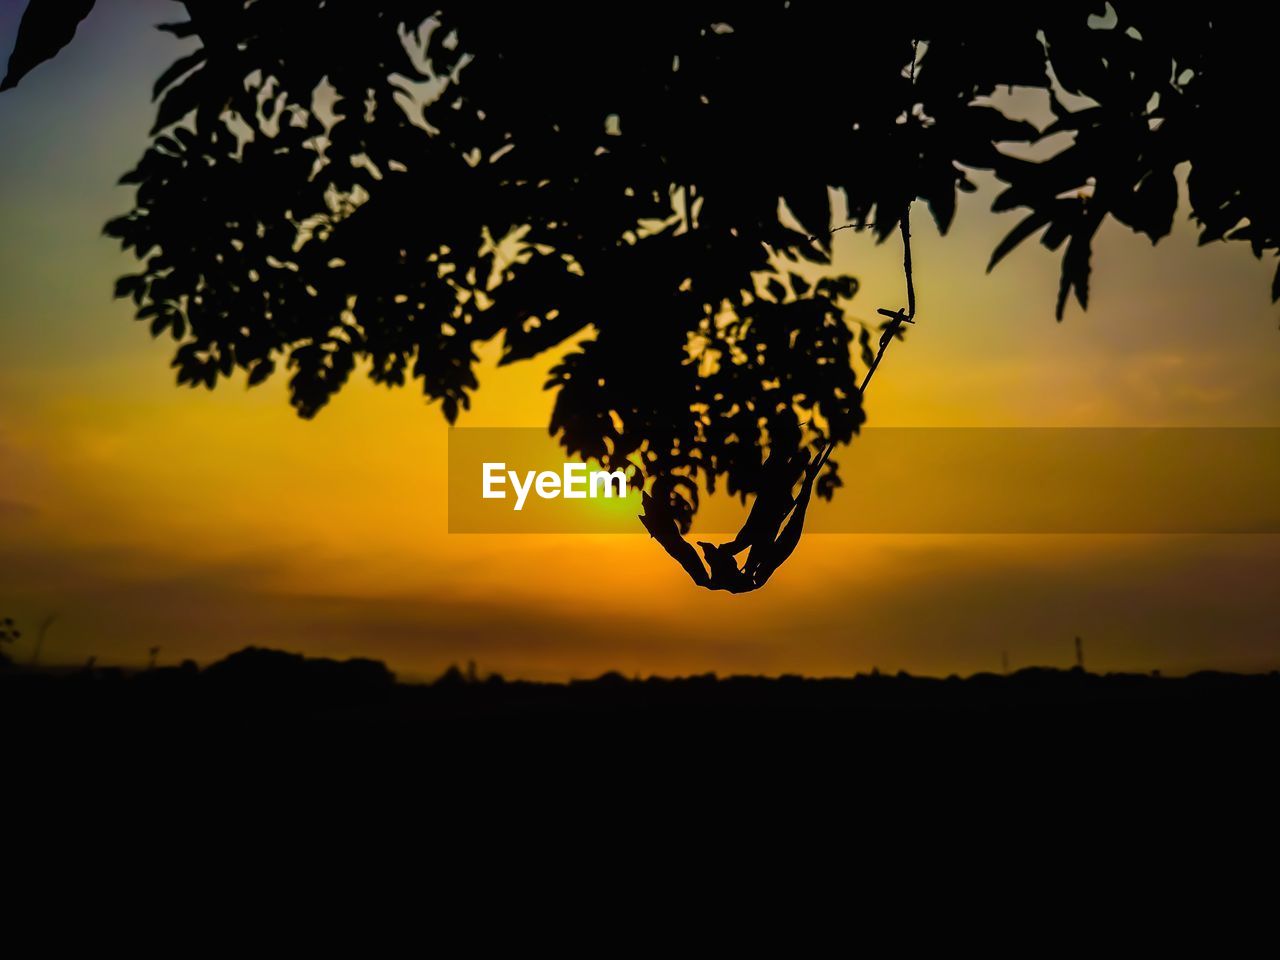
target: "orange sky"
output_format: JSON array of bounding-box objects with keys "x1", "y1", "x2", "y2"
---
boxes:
[{"x1": 1, "y1": 2, "x2": 1278, "y2": 679}]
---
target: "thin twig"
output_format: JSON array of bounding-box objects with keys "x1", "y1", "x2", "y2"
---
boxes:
[
  {"x1": 813, "y1": 201, "x2": 914, "y2": 474},
  {"x1": 861, "y1": 216, "x2": 916, "y2": 393},
  {"x1": 806, "y1": 221, "x2": 878, "y2": 243},
  {"x1": 901, "y1": 210, "x2": 915, "y2": 319}
]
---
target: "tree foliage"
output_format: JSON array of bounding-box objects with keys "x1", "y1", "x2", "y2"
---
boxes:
[{"x1": 5, "y1": 0, "x2": 1279, "y2": 527}]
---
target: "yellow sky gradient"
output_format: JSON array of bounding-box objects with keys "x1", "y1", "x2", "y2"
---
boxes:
[{"x1": 1, "y1": 2, "x2": 1278, "y2": 678}]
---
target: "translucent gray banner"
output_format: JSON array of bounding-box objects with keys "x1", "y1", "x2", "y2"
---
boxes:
[{"x1": 448, "y1": 427, "x2": 1280, "y2": 534}]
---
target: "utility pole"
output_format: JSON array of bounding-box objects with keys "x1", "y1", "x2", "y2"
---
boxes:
[{"x1": 1075, "y1": 636, "x2": 1084, "y2": 671}]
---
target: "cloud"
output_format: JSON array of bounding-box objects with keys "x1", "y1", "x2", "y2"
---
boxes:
[
  {"x1": 2, "y1": 529, "x2": 1278, "y2": 680},
  {"x1": 0, "y1": 536, "x2": 746, "y2": 679}
]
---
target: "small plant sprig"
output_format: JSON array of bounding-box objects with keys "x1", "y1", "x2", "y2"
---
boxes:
[{"x1": 0, "y1": 617, "x2": 20, "y2": 666}]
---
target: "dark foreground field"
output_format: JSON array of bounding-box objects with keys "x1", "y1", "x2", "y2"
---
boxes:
[{"x1": 6, "y1": 646, "x2": 1278, "y2": 849}]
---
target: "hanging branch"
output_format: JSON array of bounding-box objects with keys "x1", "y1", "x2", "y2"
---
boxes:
[{"x1": 640, "y1": 200, "x2": 920, "y2": 593}]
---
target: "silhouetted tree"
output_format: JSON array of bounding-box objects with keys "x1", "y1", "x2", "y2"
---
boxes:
[{"x1": 4, "y1": 1, "x2": 1277, "y2": 588}]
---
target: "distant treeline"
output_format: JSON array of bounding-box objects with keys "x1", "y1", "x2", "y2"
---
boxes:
[{"x1": 5, "y1": 645, "x2": 1278, "y2": 725}]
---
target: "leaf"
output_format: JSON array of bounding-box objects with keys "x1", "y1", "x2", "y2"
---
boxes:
[
  {"x1": 155, "y1": 21, "x2": 197, "y2": 39},
  {"x1": 1, "y1": 0, "x2": 96, "y2": 92},
  {"x1": 988, "y1": 211, "x2": 1049, "y2": 272},
  {"x1": 152, "y1": 49, "x2": 206, "y2": 101},
  {"x1": 1055, "y1": 230, "x2": 1094, "y2": 321},
  {"x1": 113, "y1": 274, "x2": 145, "y2": 301},
  {"x1": 1116, "y1": 168, "x2": 1177, "y2": 244},
  {"x1": 815, "y1": 276, "x2": 858, "y2": 300},
  {"x1": 151, "y1": 70, "x2": 206, "y2": 134},
  {"x1": 926, "y1": 174, "x2": 957, "y2": 235},
  {"x1": 967, "y1": 106, "x2": 1041, "y2": 145},
  {"x1": 858, "y1": 327, "x2": 875, "y2": 368},
  {"x1": 783, "y1": 185, "x2": 831, "y2": 242}
]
